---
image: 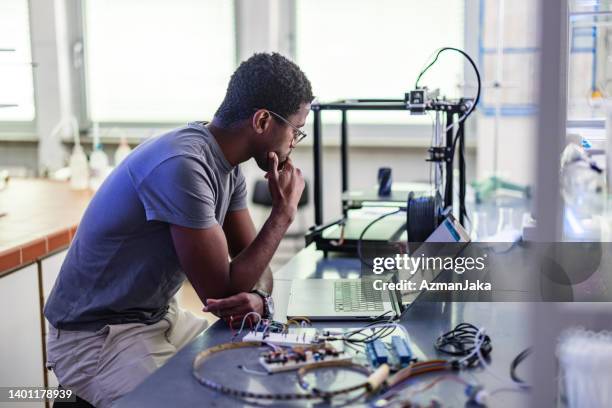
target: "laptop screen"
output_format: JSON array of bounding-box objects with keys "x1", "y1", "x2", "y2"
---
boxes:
[{"x1": 394, "y1": 214, "x2": 471, "y2": 306}]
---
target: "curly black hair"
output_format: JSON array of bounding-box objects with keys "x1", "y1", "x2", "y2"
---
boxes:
[{"x1": 214, "y1": 53, "x2": 313, "y2": 127}]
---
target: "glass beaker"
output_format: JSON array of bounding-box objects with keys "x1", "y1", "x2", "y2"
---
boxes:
[
  {"x1": 496, "y1": 207, "x2": 515, "y2": 234},
  {"x1": 470, "y1": 211, "x2": 490, "y2": 241}
]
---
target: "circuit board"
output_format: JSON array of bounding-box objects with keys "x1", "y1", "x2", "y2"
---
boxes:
[
  {"x1": 243, "y1": 326, "x2": 423, "y2": 373},
  {"x1": 258, "y1": 343, "x2": 352, "y2": 373}
]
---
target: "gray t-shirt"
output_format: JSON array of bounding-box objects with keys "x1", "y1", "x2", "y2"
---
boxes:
[{"x1": 44, "y1": 122, "x2": 247, "y2": 331}]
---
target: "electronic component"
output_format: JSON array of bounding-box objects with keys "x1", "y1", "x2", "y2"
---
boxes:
[
  {"x1": 259, "y1": 343, "x2": 351, "y2": 373},
  {"x1": 193, "y1": 341, "x2": 373, "y2": 401},
  {"x1": 390, "y1": 336, "x2": 412, "y2": 367},
  {"x1": 465, "y1": 384, "x2": 488, "y2": 406},
  {"x1": 407, "y1": 89, "x2": 426, "y2": 114},
  {"x1": 366, "y1": 339, "x2": 390, "y2": 367},
  {"x1": 242, "y1": 330, "x2": 317, "y2": 347}
]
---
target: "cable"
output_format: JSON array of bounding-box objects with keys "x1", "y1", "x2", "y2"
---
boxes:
[
  {"x1": 342, "y1": 322, "x2": 411, "y2": 345},
  {"x1": 459, "y1": 327, "x2": 488, "y2": 367},
  {"x1": 356, "y1": 209, "x2": 403, "y2": 267},
  {"x1": 233, "y1": 312, "x2": 262, "y2": 339},
  {"x1": 403, "y1": 374, "x2": 469, "y2": 399},
  {"x1": 414, "y1": 48, "x2": 479, "y2": 227},
  {"x1": 238, "y1": 364, "x2": 270, "y2": 376},
  {"x1": 510, "y1": 348, "x2": 531, "y2": 385},
  {"x1": 414, "y1": 47, "x2": 481, "y2": 142},
  {"x1": 379, "y1": 360, "x2": 453, "y2": 401},
  {"x1": 330, "y1": 219, "x2": 347, "y2": 247},
  {"x1": 193, "y1": 341, "x2": 382, "y2": 401},
  {"x1": 405, "y1": 192, "x2": 414, "y2": 244},
  {"x1": 434, "y1": 323, "x2": 492, "y2": 367},
  {"x1": 296, "y1": 360, "x2": 372, "y2": 393},
  {"x1": 472, "y1": 330, "x2": 530, "y2": 392}
]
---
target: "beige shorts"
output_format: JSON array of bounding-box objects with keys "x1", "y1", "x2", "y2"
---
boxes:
[{"x1": 46, "y1": 298, "x2": 208, "y2": 407}]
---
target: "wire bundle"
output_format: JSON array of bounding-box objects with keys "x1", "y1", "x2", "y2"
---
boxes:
[
  {"x1": 231, "y1": 312, "x2": 311, "y2": 340},
  {"x1": 434, "y1": 323, "x2": 492, "y2": 367}
]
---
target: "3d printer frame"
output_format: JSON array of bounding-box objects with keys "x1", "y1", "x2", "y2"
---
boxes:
[{"x1": 309, "y1": 96, "x2": 473, "y2": 231}]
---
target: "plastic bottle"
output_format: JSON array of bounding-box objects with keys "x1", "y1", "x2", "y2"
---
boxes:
[
  {"x1": 89, "y1": 123, "x2": 110, "y2": 191},
  {"x1": 53, "y1": 116, "x2": 89, "y2": 190},
  {"x1": 114, "y1": 136, "x2": 132, "y2": 166},
  {"x1": 69, "y1": 144, "x2": 89, "y2": 190}
]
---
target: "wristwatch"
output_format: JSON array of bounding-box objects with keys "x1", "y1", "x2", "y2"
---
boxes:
[{"x1": 251, "y1": 289, "x2": 275, "y2": 319}]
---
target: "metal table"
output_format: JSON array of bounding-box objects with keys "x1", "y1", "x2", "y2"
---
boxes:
[{"x1": 116, "y1": 244, "x2": 531, "y2": 407}]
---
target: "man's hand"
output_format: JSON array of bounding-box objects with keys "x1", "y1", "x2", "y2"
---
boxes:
[
  {"x1": 204, "y1": 292, "x2": 264, "y2": 328},
  {"x1": 265, "y1": 152, "x2": 305, "y2": 222}
]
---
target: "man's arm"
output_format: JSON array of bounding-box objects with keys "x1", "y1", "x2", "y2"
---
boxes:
[
  {"x1": 223, "y1": 208, "x2": 273, "y2": 294},
  {"x1": 170, "y1": 153, "x2": 303, "y2": 305},
  {"x1": 198, "y1": 208, "x2": 275, "y2": 321},
  {"x1": 170, "y1": 206, "x2": 288, "y2": 300}
]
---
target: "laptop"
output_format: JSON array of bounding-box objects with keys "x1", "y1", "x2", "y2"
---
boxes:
[{"x1": 286, "y1": 214, "x2": 471, "y2": 321}]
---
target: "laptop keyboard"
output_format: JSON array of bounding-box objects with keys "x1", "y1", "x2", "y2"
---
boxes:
[{"x1": 334, "y1": 280, "x2": 384, "y2": 312}]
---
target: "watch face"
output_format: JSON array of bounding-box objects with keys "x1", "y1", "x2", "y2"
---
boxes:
[{"x1": 266, "y1": 297, "x2": 275, "y2": 317}]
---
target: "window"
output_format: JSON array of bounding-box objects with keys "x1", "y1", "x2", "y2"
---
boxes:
[
  {"x1": 0, "y1": 0, "x2": 35, "y2": 122},
  {"x1": 84, "y1": 0, "x2": 235, "y2": 123},
  {"x1": 295, "y1": 0, "x2": 465, "y2": 124}
]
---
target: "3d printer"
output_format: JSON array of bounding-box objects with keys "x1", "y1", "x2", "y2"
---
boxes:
[{"x1": 304, "y1": 47, "x2": 481, "y2": 256}]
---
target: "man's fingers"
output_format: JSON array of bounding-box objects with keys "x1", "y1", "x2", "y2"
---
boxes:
[
  {"x1": 214, "y1": 304, "x2": 251, "y2": 317},
  {"x1": 267, "y1": 152, "x2": 279, "y2": 181},
  {"x1": 283, "y1": 157, "x2": 295, "y2": 174},
  {"x1": 204, "y1": 293, "x2": 247, "y2": 311}
]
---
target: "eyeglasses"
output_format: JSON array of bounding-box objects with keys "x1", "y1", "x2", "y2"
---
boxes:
[{"x1": 264, "y1": 110, "x2": 307, "y2": 145}]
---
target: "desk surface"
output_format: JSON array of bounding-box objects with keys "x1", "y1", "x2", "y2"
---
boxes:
[
  {"x1": 0, "y1": 178, "x2": 92, "y2": 276},
  {"x1": 117, "y1": 244, "x2": 531, "y2": 407}
]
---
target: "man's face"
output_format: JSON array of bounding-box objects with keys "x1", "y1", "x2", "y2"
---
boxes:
[{"x1": 254, "y1": 102, "x2": 311, "y2": 172}]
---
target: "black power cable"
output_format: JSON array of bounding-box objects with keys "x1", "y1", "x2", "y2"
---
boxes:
[
  {"x1": 414, "y1": 47, "x2": 481, "y2": 159},
  {"x1": 415, "y1": 47, "x2": 480, "y2": 225},
  {"x1": 356, "y1": 209, "x2": 403, "y2": 268},
  {"x1": 415, "y1": 47, "x2": 480, "y2": 139},
  {"x1": 510, "y1": 347, "x2": 531, "y2": 384}
]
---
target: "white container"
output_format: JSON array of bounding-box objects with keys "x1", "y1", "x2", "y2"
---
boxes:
[
  {"x1": 69, "y1": 144, "x2": 89, "y2": 190},
  {"x1": 114, "y1": 137, "x2": 132, "y2": 166},
  {"x1": 89, "y1": 123, "x2": 110, "y2": 191},
  {"x1": 89, "y1": 149, "x2": 110, "y2": 191}
]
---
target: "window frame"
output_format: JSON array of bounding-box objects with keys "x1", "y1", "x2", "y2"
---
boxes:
[
  {"x1": 284, "y1": 0, "x2": 476, "y2": 146},
  {"x1": 0, "y1": 0, "x2": 478, "y2": 147},
  {"x1": 79, "y1": 0, "x2": 239, "y2": 129},
  {"x1": 0, "y1": 0, "x2": 37, "y2": 138}
]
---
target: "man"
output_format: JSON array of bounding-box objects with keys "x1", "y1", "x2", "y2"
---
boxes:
[{"x1": 44, "y1": 52, "x2": 312, "y2": 407}]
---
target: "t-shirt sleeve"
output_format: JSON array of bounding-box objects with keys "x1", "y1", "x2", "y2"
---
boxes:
[
  {"x1": 136, "y1": 155, "x2": 218, "y2": 229},
  {"x1": 228, "y1": 166, "x2": 248, "y2": 212}
]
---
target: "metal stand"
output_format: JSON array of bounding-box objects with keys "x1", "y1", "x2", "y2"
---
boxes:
[{"x1": 310, "y1": 98, "x2": 473, "y2": 228}]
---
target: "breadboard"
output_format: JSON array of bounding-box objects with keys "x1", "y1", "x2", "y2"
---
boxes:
[{"x1": 242, "y1": 331, "x2": 317, "y2": 347}]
